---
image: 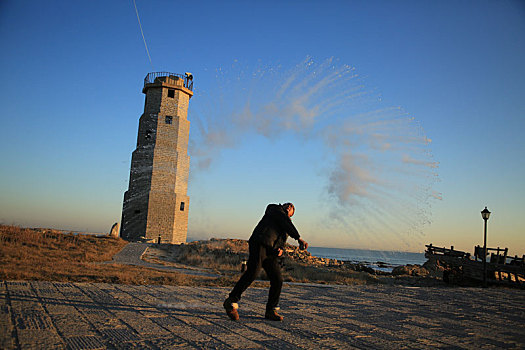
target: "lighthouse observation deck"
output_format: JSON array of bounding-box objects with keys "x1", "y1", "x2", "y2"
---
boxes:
[{"x1": 143, "y1": 72, "x2": 193, "y2": 92}]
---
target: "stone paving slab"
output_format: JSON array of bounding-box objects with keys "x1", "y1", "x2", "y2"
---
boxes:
[{"x1": 1, "y1": 280, "x2": 524, "y2": 349}]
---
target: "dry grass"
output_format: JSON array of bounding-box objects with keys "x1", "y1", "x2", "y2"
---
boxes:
[
  {"x1": 173, "y1": 239, "x2": 249, "y2": 274},
  {"x1": 280, "y1": 263, "x2": 379, "y2": 285},
  {"x1": 166, "y1": 238, "x2": 379, "y2": 285},
  {"x1": 0, "y1": 225, "x2": 213, "y2": 286},
  {"x1": 0, "y1": 226, "x2": 378, "y2": 286}
]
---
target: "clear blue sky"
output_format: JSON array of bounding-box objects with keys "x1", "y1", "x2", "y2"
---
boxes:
[{"x1": 1, "y1": 0, "x2": 524, "y2": 253}]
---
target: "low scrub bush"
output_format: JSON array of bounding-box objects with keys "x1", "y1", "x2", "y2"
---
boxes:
[
  {"x1": 174, "y1": 239, "x2": 249, "y2": 274},
  {"x1": 159, "y1": 238, "x2": 378, "y2": 285}
]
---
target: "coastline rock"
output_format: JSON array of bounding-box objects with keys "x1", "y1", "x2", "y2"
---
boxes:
[
  {"x1": 422, "y1": 259, "x2": 446, "y2": 279},
  {"x1": 355, "y1": 264, "x2": 376, "y2": 274},
  {"x1": 392, "y1": 264, "x2": 429, "y2": 277}
]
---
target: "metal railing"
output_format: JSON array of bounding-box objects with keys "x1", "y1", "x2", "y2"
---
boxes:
[{"x1": 143, "y1": 72, "x2": 193, "y2": 91}]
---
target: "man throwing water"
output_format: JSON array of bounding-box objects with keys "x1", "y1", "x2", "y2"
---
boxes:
[{"x1": 223, "y1": 202, "x2": 308, "y2": 321}]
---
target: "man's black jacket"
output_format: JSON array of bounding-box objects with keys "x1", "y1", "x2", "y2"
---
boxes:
[{"x1": 249, "y1": 204, "x2": 300, "y2": 252}]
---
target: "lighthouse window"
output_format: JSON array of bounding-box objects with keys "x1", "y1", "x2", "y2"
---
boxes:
[
  {"x1": 180, "y1": 202, "x2": 185, "y2": 211},
  {"x1": 167, "y1": 89, "x2": 175, "y2": 98},
  {"x1": 165, "y1": 116, "x2": 173, "y2": 124}
]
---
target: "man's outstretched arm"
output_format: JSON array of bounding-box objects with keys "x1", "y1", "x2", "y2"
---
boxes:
[{"x1": 277, "y1": 213, "x2": 308, "y2": 250}]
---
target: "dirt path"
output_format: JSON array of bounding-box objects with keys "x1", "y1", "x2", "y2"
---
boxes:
[{"x1": 107, "y1": 243, "x2": 218, "y2": 277}]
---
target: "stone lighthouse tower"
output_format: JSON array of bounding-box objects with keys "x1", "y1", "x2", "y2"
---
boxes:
[{"x1": 120, "y1": 72, "x2": 193, "y2": 244}]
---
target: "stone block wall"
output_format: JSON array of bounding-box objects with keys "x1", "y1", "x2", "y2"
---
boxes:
[{"x1": 121, "y1": 74, "x2": 192, "y2": 244}]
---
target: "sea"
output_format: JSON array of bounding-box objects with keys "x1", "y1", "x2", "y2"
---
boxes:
[{"x1": 308, "y1": 247, "x2": 426, "y2": 272}]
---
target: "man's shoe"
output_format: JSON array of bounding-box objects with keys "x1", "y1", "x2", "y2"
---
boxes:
[
  {"x1": 265, "y1": 308, "x2": 283, "y2": 321},
  {"x1": 223, "y1": 298, "x2": 239, "y2": 321}
]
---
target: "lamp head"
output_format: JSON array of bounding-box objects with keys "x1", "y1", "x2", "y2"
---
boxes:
[{"x1": 481, "y1": 207, "x2": 491, "y2": 221}]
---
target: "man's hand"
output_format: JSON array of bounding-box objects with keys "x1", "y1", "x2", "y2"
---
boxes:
[{"x1": 298, "y1": 239, "x2": 308, "y2": 251}]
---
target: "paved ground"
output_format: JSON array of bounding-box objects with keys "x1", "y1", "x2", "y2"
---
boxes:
[{"x1": 1, "y1": 280, "x2": 524, "y2": 349}]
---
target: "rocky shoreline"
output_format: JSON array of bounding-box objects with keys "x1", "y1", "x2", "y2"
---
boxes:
[{"x1": 283, "y1": 242, "x2": 446, "y2": 283}]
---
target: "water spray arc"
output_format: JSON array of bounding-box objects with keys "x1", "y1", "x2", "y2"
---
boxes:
[{"x1": 190, "y1": 57, "x2": 440, "y2": 251}]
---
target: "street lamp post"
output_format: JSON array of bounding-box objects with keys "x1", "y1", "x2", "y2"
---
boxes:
[{"x1": 481, "y1": 207, "x2": 491, "y2": 288}]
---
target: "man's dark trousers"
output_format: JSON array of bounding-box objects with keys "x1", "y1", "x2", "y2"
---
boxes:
[{"x1": 228, "y1": 240, "x2": 283, "y2": 310}]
